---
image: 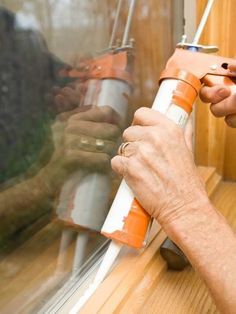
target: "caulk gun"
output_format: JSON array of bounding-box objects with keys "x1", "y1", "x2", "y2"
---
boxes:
[
  {"x1": 69, "y1": 0, "x2": 236, "y2": 312},
  {"x1": 100, "y1": 0, "x2": 236, "y2": 272},
  {"x1": 56, "y1": 0, "x2": 136, "y2": 277}
]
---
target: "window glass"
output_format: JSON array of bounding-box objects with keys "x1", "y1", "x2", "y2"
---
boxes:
[{"x1": 0, "y1": 1, "x2": 183, "y2": 312}]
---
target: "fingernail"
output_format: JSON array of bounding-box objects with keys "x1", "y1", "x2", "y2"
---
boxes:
[{"x1": 218, "y1": 88, "x2": 230, "y2": 98}]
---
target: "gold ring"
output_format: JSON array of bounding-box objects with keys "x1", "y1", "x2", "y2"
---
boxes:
[
  {"x1": 79, "y1": 137, "x2": 90, "y2": 148},
  {"x1": 118, "y1": 142, "x2": 131, "y2": 156},
  {"x1": 95, "y1": 139, "x2": 105, "y2": 151},
  {"x1": 78, "y1": 137, "x2": 105, "y2": 152}
]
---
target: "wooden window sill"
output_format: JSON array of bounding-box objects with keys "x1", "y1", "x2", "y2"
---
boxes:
[{"x1": 61, "y1": 166, "x2": 221, "y2": 313}]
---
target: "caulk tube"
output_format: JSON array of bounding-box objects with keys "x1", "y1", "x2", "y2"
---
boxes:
[
  {"x1": 57, "y1": 78, "x2": 131, "y2": 232},
  {"x1": 101, "y1": 69, "x2": 201, "y2": 248},
  {"x1": 69, "y1": 78, "x2": 131, "y2": 231}
]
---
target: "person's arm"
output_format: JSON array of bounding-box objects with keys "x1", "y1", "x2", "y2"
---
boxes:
[
  {"x1": 111, "y1": 107, "x2": 236, "y2": 313},
  {"x1": 0, "y1": 166, "x2": 62, "y2": 245},
  {"x1": 0, "y1": 106, "x2": 121, "y2": 244},
  {"x1": 166, "y1": 199, "x2": 236, "y2": 313}
]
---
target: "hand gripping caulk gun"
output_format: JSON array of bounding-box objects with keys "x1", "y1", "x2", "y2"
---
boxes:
[
  {"x1": 69, "y1": 0, "x2": 236, "y2": 312},
  {"x1": 55, "y1": 0, "x2": 136, "y2": 277},
  {"x1": 100, "y1": 0, "x2": 236, "y2": 274}
]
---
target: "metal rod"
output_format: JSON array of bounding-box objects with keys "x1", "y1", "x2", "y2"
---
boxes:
[
  {"x1": 56, "y1": 229, "x2": 74, "y2": 272},
  {"x1": 121, "y1": 0, "x2": 136, "y2": 47},
  {"x1": 109, "y1": 0, "x2": 123, "y2": 48},
  {"x1": 71, "y1": 230, "x2": 90, "y2": 277},
  {"x1": 192, "y1": 0, "x2": 215, "y2": 45}
]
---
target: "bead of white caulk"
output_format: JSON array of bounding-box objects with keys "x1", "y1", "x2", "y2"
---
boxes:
[{"x1": 69, "y1": 241, "x2": 122, "y2": 314}]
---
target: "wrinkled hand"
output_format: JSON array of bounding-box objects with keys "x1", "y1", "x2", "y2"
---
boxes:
[
  {"x1": 200, "y1": 62, "x2": 236, "y2": 127},
  {"x1": 111, "y1": 108, "x2": 208, "y2": 227}
]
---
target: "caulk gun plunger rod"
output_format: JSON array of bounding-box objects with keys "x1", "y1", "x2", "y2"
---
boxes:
[
  {"x1": 109, "y1": 0, "x2": 123, "y2": 48},
  {"x1": 121, "y1": 0, "x2": 136, "y2": 47},
  {"x1": 192, "y1": 0, "x2": 215, "y2": 45}
]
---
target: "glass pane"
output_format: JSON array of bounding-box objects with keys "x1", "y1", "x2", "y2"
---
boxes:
[{"x1": 0, "y1": 0, "x2": 183, "y2": 312}]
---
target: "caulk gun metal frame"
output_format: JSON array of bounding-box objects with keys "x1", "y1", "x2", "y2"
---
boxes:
[{"x1": 69, "y1": 1, "x2": 236, "y2": 312}]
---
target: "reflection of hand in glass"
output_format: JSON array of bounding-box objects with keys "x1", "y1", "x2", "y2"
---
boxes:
[
  {"x1": 52, "y1": 84, "x2": 82, "y2": 114},
  {"x1": 0, "y1": 91, "x2": 121, "y2": 246},
  {"x1": 56, "y1": 105, "x2": 121, "y2": 171}
]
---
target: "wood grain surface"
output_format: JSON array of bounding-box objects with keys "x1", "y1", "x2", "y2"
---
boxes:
[
  {"x1": 137, "y1": 181, "x2": 236, "y2": 314},
  {"x1": 59, "y1": 166, "x2": 223, "y2": 314},
  {"x1": 88, "y1": 180, "x2": 235, "y2": 314},
  {"x1": 195, "y1": 0, "x2": 236, "y2": 180}
]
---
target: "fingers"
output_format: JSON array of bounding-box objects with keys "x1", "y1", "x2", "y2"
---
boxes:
[
  {"x1": 61, "y1": 86, "x2": 79, "y2": 104},
  {"x1": 66, "y1": 120, "x2": 120, "y2": 141},
  {"x1": 200, "y1": 80, "x2": 236, "y2": 128},
  {"x1": 112, "y1": 153, "x2": 150, "y2": 182},
  {"x1": 64, "y1": 134, "x2": 117, "y2": 156},
  {"x1": 54, "y1": 86, "x2": 80, "y2": 112},
  {"x1": 63, "y1": 149, "x2": 111, "y2": 172},
  {"x1": 133, "y1": 107, "x2": 176, "y2": 130},
  {"x1": 69, "y1": 106, "x2": 121, "y2": 126},
  {"x1": 124, "y1": 108, "x2": 182, "y2": 145},
  {"x1": 56, "y1": 106, "x2": 91, "y2": 122},
  {"x1": 210, "y1": 93, "x2": 236, "y2": 117},
  {"x1": 123, "y1": 125, "x2": 147, "y2": 142},
  {"x1": 132, "y1": 107, "x2": 170, "y2": 126},
  {"x1": 199, "y1": 85, "x2": 231, "y2": 104},
  {"x1": 225, "y1": 114, "x2": 236, "y2": 128},
  {"x1": 111, "y1": 155, "x2": 127, "y2": 177}
]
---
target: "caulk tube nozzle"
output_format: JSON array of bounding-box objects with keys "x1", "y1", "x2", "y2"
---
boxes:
[{"x1": 101, "y1": 180, "x2": 151, "y2": 248}]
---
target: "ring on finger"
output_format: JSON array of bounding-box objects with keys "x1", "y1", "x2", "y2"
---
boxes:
[
  {"x1": 77, "y1": 136, "x2": 107, "y2": 152},
  {"x1": 95, "y1": 139, "x2": 105, "y2": 151},
  {"x1": 118, "y1": 142, "x2": 131, "y2": 156}
]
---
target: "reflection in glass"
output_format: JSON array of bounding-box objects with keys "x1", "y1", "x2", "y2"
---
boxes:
[{"x1": 0, "y1": 0, "x2": 182, "y2": 312}]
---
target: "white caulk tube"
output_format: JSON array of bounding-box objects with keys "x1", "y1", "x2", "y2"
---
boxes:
[
  {"x1": 69, "y1": 71, "x2": 201, "y2": 313},
  {"x1": 56, "y1": 78, "x2": 131, "y2": 275},
  {"x1": 101, "y1": 70, "x2": 201, "y2": 248},
  {"x1": 57, "y1": 78, "x2": 131, "y2": 232}
]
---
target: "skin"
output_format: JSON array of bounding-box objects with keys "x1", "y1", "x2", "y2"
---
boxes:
[
  {"x1": 111, "y1": 63, "x2": 236, "y2": 313},
  {"x1": 200, "y1": 62, "x2": 236, "y2": 127},
  {"x1": 0, "y1": 85, "x2": 121, "y2": 247}
]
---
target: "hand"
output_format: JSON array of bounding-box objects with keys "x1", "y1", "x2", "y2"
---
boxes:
[
  {"x1": 52, "y1": 82, "x2": 85, "y2": 114},
  {"x1": 111, "y1": 107, "x2": 208, "y2": 227},
  {"x1": 200, "y1": 62, "x2": 236, "y2": 127},
  {"x1": 45, "y1": 76, "x2": 86, "y2": 115},
  {"x1": 46, "y1": 105, "x2": 121, "y2": 191}
]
